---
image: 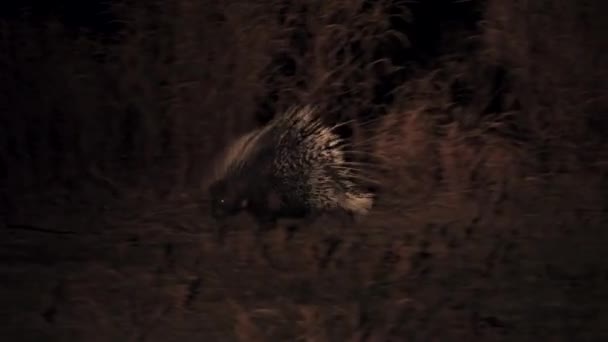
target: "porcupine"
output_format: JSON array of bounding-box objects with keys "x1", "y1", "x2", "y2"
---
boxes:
[{"x1": 207, "y1": 105, "x2": 377, "y2": 239}]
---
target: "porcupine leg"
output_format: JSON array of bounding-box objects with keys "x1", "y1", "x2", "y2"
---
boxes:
[
  {"x1": 253, "y1": 216, "x2": 287, "y2": 270},
  {"x1": 318, "y1": 211, "x2": 356, "y2": 270},
  {"x1": 284, "y1": 213, "x2": 317, "y2": 242},
  {"x1": 285, "y1": 224, "x2": 299, "y2": 241},
  {"x1": 254, "y1": 216, "x2": 277, "y2": 239}
]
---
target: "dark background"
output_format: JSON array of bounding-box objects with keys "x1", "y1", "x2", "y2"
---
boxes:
[{"x1": 1, "y1": 0, "x2": 608, "y2": 341}]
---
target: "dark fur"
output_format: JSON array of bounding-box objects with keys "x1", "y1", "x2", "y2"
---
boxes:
[{"x1": 209, "y1": 176, "x2": 314, "y2": 230}]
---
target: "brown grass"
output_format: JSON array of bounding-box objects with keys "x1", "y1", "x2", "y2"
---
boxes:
[{"x1": 1, "y1": 0, "x2": 608, "y2": 340}]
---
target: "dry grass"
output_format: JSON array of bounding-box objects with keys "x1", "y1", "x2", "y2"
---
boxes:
[{"x1": 1, "y1": 0, "x2": 608, "y2": 340}]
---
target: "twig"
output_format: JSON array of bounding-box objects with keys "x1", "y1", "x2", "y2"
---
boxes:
[{"x1": 5, "y1": 224, "x2": 78, "y2": 235}]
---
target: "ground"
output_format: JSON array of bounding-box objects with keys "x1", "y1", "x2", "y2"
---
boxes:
[{"x1": 2, "y1": 168, "x2": 608, "y2": 341}]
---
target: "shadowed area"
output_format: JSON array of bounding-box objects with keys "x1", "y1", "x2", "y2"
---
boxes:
[{"x1": 1, "y1": 0, "x2": 608, "y2": 341}]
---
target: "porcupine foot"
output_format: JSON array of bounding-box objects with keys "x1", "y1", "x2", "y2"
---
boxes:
[
  {"x1": 283, "y1": 213, "x2": 319, "y2": 242},
  {"x1": 285, "y1": 224, "x2": 299, "y2": 241},
  {"x1": 318, "y1": 210, "x2": 362, "y2": 270},
  {"x1": 253, "y1": 216, "x2": 288, "y2": 270}
]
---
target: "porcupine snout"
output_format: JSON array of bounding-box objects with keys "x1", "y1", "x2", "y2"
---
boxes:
[{"x1": 208, "y1": 179, "x2": 249, "y2": 220}]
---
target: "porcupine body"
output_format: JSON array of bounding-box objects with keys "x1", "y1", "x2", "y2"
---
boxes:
[{"x1": 207, "y1": 105, "x2": 375, "y2": 229}]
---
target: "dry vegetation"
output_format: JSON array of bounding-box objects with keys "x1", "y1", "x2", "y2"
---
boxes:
[{"x1": 1, "y1": 0, "x2": 608, "y2": 341}]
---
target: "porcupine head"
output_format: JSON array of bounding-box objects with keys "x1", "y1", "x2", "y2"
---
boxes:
[
  {"x1": 208, "y1": 176, "x2": 248, "y2": 219},
  {"x1": 207, "y1": 128, "x2": 279, "y2": 221}
]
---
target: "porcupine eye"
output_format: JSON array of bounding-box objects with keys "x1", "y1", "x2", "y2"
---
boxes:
[
  {"x1": 219, "y1": 198, "x2": 244, "y2": 209},
  {"x1": 216, "y1": 196, "x2": 247, "y2": 214},
  {"x1": 218, "y1": 198, "x2": 230, "y2": 209},
  {"x1": 209, "y1": 182, "x2": 232, "y2": 218}
]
